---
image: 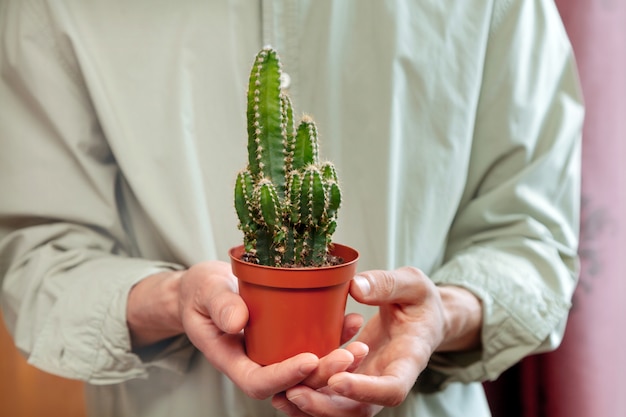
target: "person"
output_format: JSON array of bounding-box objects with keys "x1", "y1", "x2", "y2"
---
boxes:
[{"x1": 0, "y1": 0, "x2": 583, "y2": 416}]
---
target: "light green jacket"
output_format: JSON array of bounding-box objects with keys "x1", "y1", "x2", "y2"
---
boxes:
[{"x1": 0, "y1": 0, "x2": 583, "y2": 416}]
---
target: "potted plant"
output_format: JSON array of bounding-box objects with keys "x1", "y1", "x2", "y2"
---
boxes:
[{"x1": 229, "y1": 46, "x2": 359, "y2": 365}]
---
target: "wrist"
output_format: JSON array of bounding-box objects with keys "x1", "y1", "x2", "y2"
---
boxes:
[
  {"x1": 436, "y1": 285, "x2": 483, "y2": 352},
  {"x1": 126, "y1": 269, "x2": 185, "y2": 349}
]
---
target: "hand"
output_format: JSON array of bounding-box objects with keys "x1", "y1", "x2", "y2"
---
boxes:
[
  {"x1": 128, "y1": 261, "x2": 340, "y2": 400},
  {"x1": 271, "y1": 267, "x2": 482, "y2": 416}
]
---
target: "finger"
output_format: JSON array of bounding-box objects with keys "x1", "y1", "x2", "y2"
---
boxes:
[
  {"x1": 343, "y1": 341, "x2": 369, "y2": 373},
  {"x1": 182, "y1": 303, "x2": 233, "y2": 353},
  {"x1": 298, "y1": 341, "x2": 369, "y2": 391},
  {"x1": 272, "y1": 392, "x2": 310, "y2": 417},
  {"x1": 206, "y1": 291, "x2": 249, "y2": 334},
  {"x1": 301, "y1": 348, "x2": 354, "y2": 389},
  {"x1": 351, "y1": 267, "x2": 432, "y2": 306},
  {"x1": 285, "y1": 385, "x2": 382, "y2": 417},
  {"x1": 179, "y1": 262, "x2": 244, "y2": 334},
  {"x1": 241, "y1": 352, "x2": 320, "y2": 400},
  {"x1": 188, "y1": 263, "x2": 248, "y2": 334},
  {"x1": 327, "y1": 366, "x2": 414, "y2": 408},
  {"x1": 192, "y1": 325, "x2": 321, "y2": 400},
  {"x1": 340, "y1": 313, "x2": 364, "y2": 344}
]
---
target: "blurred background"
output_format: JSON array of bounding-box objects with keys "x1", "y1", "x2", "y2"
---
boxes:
[
  {"x1": 484, "y1": 0, "x2": 626, "y2": 415},
  {"x1": 1, "y1": 1, "x2": 624, "y2": 416}
]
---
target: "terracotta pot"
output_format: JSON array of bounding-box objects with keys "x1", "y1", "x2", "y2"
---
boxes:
[{"x1": 229, "y1": 243, "x2": 359, "y2": 365}]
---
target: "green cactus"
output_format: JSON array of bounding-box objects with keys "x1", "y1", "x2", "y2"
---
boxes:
[{"x1": 234, "y1": 47, "x2": 341, "y2": 267}]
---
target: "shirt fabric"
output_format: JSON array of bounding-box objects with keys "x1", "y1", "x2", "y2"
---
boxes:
[{"x1": 0, "y1": 0, "x2": 583, "y2": 416}]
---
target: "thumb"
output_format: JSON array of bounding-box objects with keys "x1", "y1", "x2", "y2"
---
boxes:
[
  {"x1": 350, "y1": 267, "x2": 431, "y2": 305},
  {"x1": 351, "y1": 275, "x2": 373, "y2": 301},
  {"x1": 208, "y1": 291, "x2": 249, "y2": 334}
]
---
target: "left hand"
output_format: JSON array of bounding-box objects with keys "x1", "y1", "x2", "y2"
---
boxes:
[{"x1": 272, "y1": 266, "x2": 482, "y2": 417}]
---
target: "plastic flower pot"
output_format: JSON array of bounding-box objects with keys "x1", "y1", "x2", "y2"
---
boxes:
[{"x1": 229, "y1": 243, "x2": 359, "y2": 365}]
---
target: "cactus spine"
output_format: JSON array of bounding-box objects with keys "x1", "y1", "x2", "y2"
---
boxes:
[{"x1": 234, "y1": 47, "x2": 341, "y2": 267}]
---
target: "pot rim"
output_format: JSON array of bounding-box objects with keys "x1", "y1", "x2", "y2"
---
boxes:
[{"x1": 229, "y1": 243, "x2": 359, "y2": 288}]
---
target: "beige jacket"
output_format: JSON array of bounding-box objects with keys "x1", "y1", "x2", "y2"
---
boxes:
[{"x1": 0, "y1": 0, "x2": 583, "y2": 416}]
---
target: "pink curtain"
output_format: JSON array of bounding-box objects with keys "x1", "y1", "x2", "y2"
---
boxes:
[
  {"x1": 538, "y1": 1, "x2": 626, "y2": 416},
  {"x1": 487, "y1": 1, "x2": 626, "y2": 416}
]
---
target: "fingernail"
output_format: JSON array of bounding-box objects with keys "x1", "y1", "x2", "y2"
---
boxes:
[{"x1": 354, "y1": 275, "x2": 370, "y2": 296}]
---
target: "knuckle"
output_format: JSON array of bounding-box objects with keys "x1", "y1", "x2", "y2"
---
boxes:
[
  {"x1": 384, "y1": 390, "x2": 408, "y2": 407},
  {"x1": 244, "y1": 385, "x2": 268, "y2": 401},
  {"x1": 386, "y1": 390, "x2": 408, "y2": 408},
  {"x1": 399, "y1": 265, "x2": 425, "y2": 279},
  {"x1": 375, "y1": 270, "x2": 397, "y2": 297}
]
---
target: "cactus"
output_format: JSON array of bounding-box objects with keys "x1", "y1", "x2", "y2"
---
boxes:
[{"x1": 234, "y1": 47, "x2": 341, "y2": 267}]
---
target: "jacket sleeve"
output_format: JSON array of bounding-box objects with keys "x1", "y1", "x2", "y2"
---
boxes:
[
  {"x1": 0, "y1": 1, "x2": 186, "y2": 384},
  {"x1": 422, "y1": 0, "x2": 584, "y2": 387}
]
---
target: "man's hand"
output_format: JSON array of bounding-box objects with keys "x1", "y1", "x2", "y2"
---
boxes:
[
  {"x1": 179, "y1": 261, "x2": 331, "y2": 399},
  {"x1": 272, "y1": 267, "x2": 482, "y2": 416},
  {"x1": 126, "y1": 261, "x2": 319, "y2": 399}
]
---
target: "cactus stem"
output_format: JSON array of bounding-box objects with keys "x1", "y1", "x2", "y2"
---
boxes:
[{"x1": 236, "y1": 47, "x2": 342, "y2": 267}]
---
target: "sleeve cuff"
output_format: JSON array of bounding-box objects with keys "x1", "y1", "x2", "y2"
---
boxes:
[
  {"x1": 421, "y1": 245, "x2": 572, "y2": 388},
  {"x1": 27, "y1": 257, "x2": 194, "y2": 384}
]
